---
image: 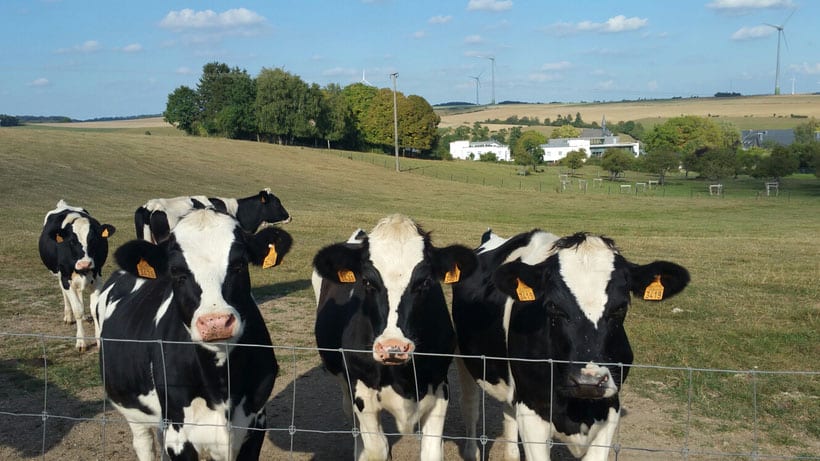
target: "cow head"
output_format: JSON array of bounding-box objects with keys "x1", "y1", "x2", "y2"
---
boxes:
[
  {"x1": 313, "y1": 214, "x2": 477, "y2": 365},
  {"x1": 40, "y1": 201, "x2": 116, "y2": 283},
  {"x1": 114, "y1": 209, "x2": 292, "y2": 348},
  {"x1": 494, "y1": 233, "x2": 689, "y2": 400},
  {"x1": 234, "y1": 188, "x2": 291, "y2": 233}
]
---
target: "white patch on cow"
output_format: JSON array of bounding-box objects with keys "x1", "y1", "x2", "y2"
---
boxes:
[
  {"x1": 502, "y1": 231, "x2": 559, "y2": 265},
  {"x1": 553, "y1": 406, "x2": 620, "y2": 459},
  {"x1": 61, "y1": 213, "x2": 95, "y2": 269},
  {"x1": 173, "y1": 210, "x2": 244, "y2": 346},
  {"x1": 477, "y1": 231, "x2": 508, "y2": 253},
  {"x1": 153, "y1": 294, "x2": 173, "y2": 326},
  {"x1": 367, "y1": 215, "x2": 424, "y2": 346},
  {"x1": 476, "y1": 377, "x2": 511, "y2": 404},
  {"x1": 110, "y1": 391, "x2": 162, "y2": 461},
  {"x1": 44, "y1": 200, "x2": 85, "y2": 224},
  {"x1": 582, "y1": 362, "x2": 618, "y2": 398},
  {"x1": 165, "y1": 397, "x2": 234, "y2": 460},
  {"x1": 557, "y1": 237, "x2": 615, "y2": 326}
]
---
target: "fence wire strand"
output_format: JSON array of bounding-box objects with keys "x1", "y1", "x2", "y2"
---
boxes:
[{"x1": 1, "y1": 331, "x2": 818, "y2": 460}]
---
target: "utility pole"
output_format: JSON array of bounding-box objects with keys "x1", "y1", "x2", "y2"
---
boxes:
[{"x1": 390, "y1": 72, "x2": 400, "y2": 172}]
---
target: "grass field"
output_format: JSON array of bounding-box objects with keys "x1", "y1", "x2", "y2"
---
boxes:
[{"x1": 0, "y1": 124, "x2": 818, "y2": 458}]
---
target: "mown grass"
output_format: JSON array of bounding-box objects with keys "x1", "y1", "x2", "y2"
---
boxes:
[{"x1": 0, "y1": 126, "x2": 818, "y2": 452}]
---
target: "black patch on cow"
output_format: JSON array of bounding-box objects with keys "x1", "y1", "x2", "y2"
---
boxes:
[
  {"x1": 354, "y1": 397, "x2": 365, "y2": 412},
  {"x1": 190, "y1": 198, "x2": 209, "y2": 210}
]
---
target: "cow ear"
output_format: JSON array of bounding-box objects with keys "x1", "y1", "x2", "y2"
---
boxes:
[
  {"x1": 247, "y1": 227, "x2": 293, "y2": 268},
  {"x1": 493, "y1": 261, "x2": 544, "y2": 302},
  {"x1": 313, "y1": 243, "x2": 363, "y2": 284},
  {"x1": 100, "y1": 224, "x2": 116, "y2": 239},
  {"x1": 630, "y1": 261, "x2": 690, "y2": 301},
  {"x1": 259, "y1": 190, "x2": 269, "y2": 204},
  {"x1": 432, "y1": 245, "x2": 478, "y2": 284},
  {"x1": 115, "y1": 240, "x2": 167, "y2": 279}
]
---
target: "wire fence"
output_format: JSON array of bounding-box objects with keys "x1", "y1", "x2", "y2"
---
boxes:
[{"x1": 1, "y1": 331, "x2": 818, "y2": 460}]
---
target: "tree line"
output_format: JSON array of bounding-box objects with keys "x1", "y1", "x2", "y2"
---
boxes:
[{"x1": 163, "y1": 62, "x2": 440, "y2": 157}]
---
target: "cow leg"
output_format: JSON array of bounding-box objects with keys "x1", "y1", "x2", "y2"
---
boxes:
[
  {"x1": 127, "y1": 421, "x2": 156, "y2": 461},
  {"x1": 418, "y1": 383, "x2": 448, "y2": 461},
  {"x1": 580, "y1": 407, "x2": 620, "y2": 461},
  {"x1": 515, "y1": 402, "x2": 551, "y2": 461},
  {"x1": 61, "y1": 287, "x2": 74, "y2": 324},
  {"x1": 64, "y1": 285, "x2": 89, "y2": 351},
  {"x1": 89, "y1": 284, "x2": 102, "y2": 348},
  {"x1": 500, "y1": 404, "x2": 521, "y2": 460},
  {"x1": 352, "y1": 381, "x2": 389, "y2": 461},
  {"x1": 455, "y1": 358, "x2": 480, "y2": 461}
]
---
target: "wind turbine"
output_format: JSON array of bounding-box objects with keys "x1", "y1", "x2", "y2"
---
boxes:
[
  {"x1": 475, "y1": 55, "x2": 495, "y2": 104},
  {"x1": 469, "y1": 73, "x2": 482, "y2": 105},
  {"x1": 360, "y1": 69, "x2": 373, "y2": 86},
  {"x1": 765, "y1": 9, "x2": 795, "y2": 95}
]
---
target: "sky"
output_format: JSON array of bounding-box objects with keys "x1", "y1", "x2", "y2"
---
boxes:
[{"x1": 2, "y1": 0, "x2": 818, "y2": 120}]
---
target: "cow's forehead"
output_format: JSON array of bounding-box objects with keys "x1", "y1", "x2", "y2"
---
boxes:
[
  {"x1": 556, "y1": 236, "x2": 617, "y2": 325},
  {"x1": 172, "y1": 211, "x2": 238, "y2": 267},
  {"x1": 367, "y1": 215, "x2": 425, "y2": 281}
]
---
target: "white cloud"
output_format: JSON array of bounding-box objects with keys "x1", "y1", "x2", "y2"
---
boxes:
[
  {"x1": 175, "y1": 67, "x2": 193, "y2": 75},
  {"x1": 464, "y1": 34, "x2": 483, "y2": 44},
  {"x1": 121, "y1": 43, "x2": 143, "y2": 53},
  {"x1": 790, "y1": 62, "x2": 820, "y2": 75},
  {"x1": 429, "y1": 15, "x2": 452, "y2": 24},
  {"x1": 543, "y1": 15, "x2": 647, "y2": 35},
  {"x1": 322, "y1": 67, "x2": 356, "y2": 78},
  {"x1": 707, "y1": 0, "x2": 794, "y2": 11},
  {"x1": 647, "y1": 80, "x2": 659, "y2": 91},
  {"x1": 28, "y1": 78, "x2": 50, "y2": 87},
  {"x1": 467, "y1": 0, "x2": 513, "y2": 12},
  {"x1": 731, "y1": 25, "x2": 774, "y2": 40},
  {"x1": 529, "y1": 73, "x2": 562, "y2": 82},
  {"x1": 413, "y1": 30, "x2": 427, "y2": 39},
  {"x1": 159, "y1": 8, "x2": 266, "y2": 30},
  {"x1": 541, "y1": 61, "x2": 572, "y2": 71},
  {"x1": 594, "y1": 80, "x2": 616, "y2": 91},
  {"x1": 57, "y1": 40, "x2": 102, "y2": 54}
]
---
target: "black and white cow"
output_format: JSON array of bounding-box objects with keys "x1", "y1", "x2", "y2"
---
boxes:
[
  {"x1": 38, "y1": 200, "x2": 116, "y2": 351},
  {"x1": 453, "y1": 230, "x2": 690, "y2": 460},
  {"x1": 312, "y1": 214, "x2": 477, "y2": 461},
  {"x1": 98, "y1": 208, "x2": 292, "y2": 461},
  {"x1": 134, "y1": 188, "x2": 290, "y2": 243}
]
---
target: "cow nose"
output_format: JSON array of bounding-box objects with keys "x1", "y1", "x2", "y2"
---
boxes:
[
  {"x1": 373, "y1": 339, "x2": 415, "y2": 365},
  {"x1": 196, "y1": 313, "x2": 237, "y2": 342},
  {"x1": 567, "y1": 366, "x2": 613, "y2": 399},
  {"x1": 75, "y1": 259, "x2": 94, "y2": 271}
]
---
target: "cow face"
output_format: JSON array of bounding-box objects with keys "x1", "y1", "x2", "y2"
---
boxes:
[
  {"x1": 314, "y1": 214, "x2": 476, "y2": 365},
  {"x1": 114, "y1": 209, "x2": 292, "y2": 348},
  {"x1": 39, "y1": 204, "x2": 116, "y2": 283},
  {"x1": 257, "y1": 188, "x2": 291, "y2": 225},
  {"x1": 494, "y1": 233, "x2": 689, "y2": 400}
]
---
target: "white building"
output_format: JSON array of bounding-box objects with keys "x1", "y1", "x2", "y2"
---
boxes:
[
  {"x1": 449, "y1": 140, "x2": 511, "y2": 161},
  {"x1": 539, "y1": 132, "x2": 640, "y2": 164}
]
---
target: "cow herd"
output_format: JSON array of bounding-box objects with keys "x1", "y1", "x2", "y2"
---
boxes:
[{"x1": 37, "y1": 192, "x2": 690, "y2": 461}]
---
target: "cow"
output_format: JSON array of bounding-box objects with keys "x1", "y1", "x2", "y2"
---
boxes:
[
  {"x1": 134, "y1": 188, "x2": 290, "y2": 243},
  {"x1": 97, "y1": 208, "x2": 292, "y2": 461},
  {"x1": 312, "y1": 214, "x2": 478, "y2": 461},
  {"x1": 38, "y1": 200, "x2": 116, "y2": 351},
  {"x1": 452, "y1": 230, "x2": 690, "y2": 461}
]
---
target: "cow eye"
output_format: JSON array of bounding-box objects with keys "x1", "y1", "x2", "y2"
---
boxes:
[
  {"x1": 545, "y1": 302, "x2": 569, "y2": 319},
  {"x1": 362, "y1": 278, "x2": 376, "y2": 292},
  {"x1": 169, "y1": 266, "x2": 188, "y2": 284},
  {"x1": 413, "y1": 277, "x2": 433, "y2": 292}
]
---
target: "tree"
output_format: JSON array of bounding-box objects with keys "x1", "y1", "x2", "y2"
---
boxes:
[
  {"x1": 320, "y1": 83, "x2": 354, "y2": 149},
  {"x1": 513, "y1": 131, "x2": 547, "y2": 170},
  {"x1": 341, "y1": 83, "x2": 379, "y2": 147},
  {"x1": 479, "y1": 152, "x2": 498, "y2": 162},
  {"x1": 196, "y1": 62, "x2": 236, "y2": 135},
  {"x1": 358, "y1": 88, "x2": 396, "y2": 149},
  {"x1": 755, "y1": 145, "x2": 798, "y2": 181},
  {"x1": 643, "y1": 116, "x2": 738, "y2": 177},
  {"x1": 699, "y1": 148, "x2": 737, "y2": 180},
  {"x1": 601, "y1": 149, "x2": 634, "y2": 180},
  {"x1": 551, "y1": 124, "x2": 581, "y2": 139},
  {"x1": 214, "y1": 69, "x2": 256, "y2": 140},
  {"x1": 163, "y1": 86, "x2": 199, "y2": 135},
  {"x1": 639, "y1": 149, "x2": 679, "y2": 184},
  {"x1": 255, "y1": 68, "x2": 321, "y2": 145},
  {"x1": 793, "y1": 117, "x2": 819, "y2": 144},
  {"x1": 561, "y1": 149, "x2": 587, "y2": 174},
  {"x1": 470, "y1": 122, "x2": 489, "y2": 141},
  {"x1": 399, "y1": 95, "x2": 440, "y2": 155}
]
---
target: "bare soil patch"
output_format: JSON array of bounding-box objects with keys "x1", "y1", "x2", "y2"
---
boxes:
[{"x1": 36, "y1": 117, "x2": 171, "y2": 129}]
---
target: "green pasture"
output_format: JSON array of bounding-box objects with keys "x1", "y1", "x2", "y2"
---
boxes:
[{"x1": 0, "y1": 127, "x2": 818, "y2": 453}]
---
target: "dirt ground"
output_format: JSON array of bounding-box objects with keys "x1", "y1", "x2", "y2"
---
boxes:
[{"x1": 1, "y1": 293, "x2": 817, "y2": 461}]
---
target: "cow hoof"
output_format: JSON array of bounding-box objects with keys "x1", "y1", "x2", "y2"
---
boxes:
[{"x1": 76, "y1": 340, "x2": 89, "y2": 353}]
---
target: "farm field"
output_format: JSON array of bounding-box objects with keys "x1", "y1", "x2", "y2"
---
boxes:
[{"x1": 0, "y1": 125, "x2": 818, "y2": 460}]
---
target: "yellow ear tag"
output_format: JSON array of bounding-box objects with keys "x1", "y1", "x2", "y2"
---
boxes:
[
  {"x1": 515, "y1": 278, "x2": 536, "y2": 302},
  {"x1": 55, "y1": 235, "x2": 64, "y2": 243},
  {"x1": 262, "y1": 244, "x2": 278, "y2": 269},
  {"x1": 136, "y1": 258, "x2": 157, "y2": 279},
  {"x1": 443, "y1": 264, "x2": 461, "y2": 284},
  {"x1": 101, "y1": 228, "x2": 109, "y2": 238},
  {"x1": 643, "y1": 275, "x2": 665, "y2": 301},
  {"x1": 337, "y1": 270, "x2": 356, "y2": 283}
]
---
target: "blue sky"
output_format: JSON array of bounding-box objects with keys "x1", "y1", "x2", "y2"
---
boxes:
[{"x1": 2, "y1": 0, "x2": 818, "y2": 120}]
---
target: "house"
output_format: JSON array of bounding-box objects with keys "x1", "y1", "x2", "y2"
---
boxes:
[
  {"x1": 741, "y1": 129, "x2": 795, "y2": 149},
  {"x1": 539, "y1": 130, "x2": 640, "y2": 164},
  {"x1": 449, "y1": 140, "x2": 511, "y2": 161}
]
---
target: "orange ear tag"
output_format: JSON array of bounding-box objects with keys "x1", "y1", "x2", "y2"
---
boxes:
[
  {"x1": 443, "y1": 264, "x2": 461, "y2": 284},
  {"x1": 337, "y1": 270, "x2": 356, "y2": 283},
  {"x1": 136, "y1": 258, "x2": 157, "y2": 279},
  {"x1": 643, "y1": 275, "x2": 665, "y2": 301},
  {"x1": 55, "y1": 235, "x2": 64, "y2": 243},
  {"x1": 101, "y1": 228, "x2": 110, "y2": 238},
  {"x1": 262, "y1": 244, "x2": 278, "y2": 269},
  {"x1": 515, "y1": 278, "x2": 536, "y2": 302}
]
